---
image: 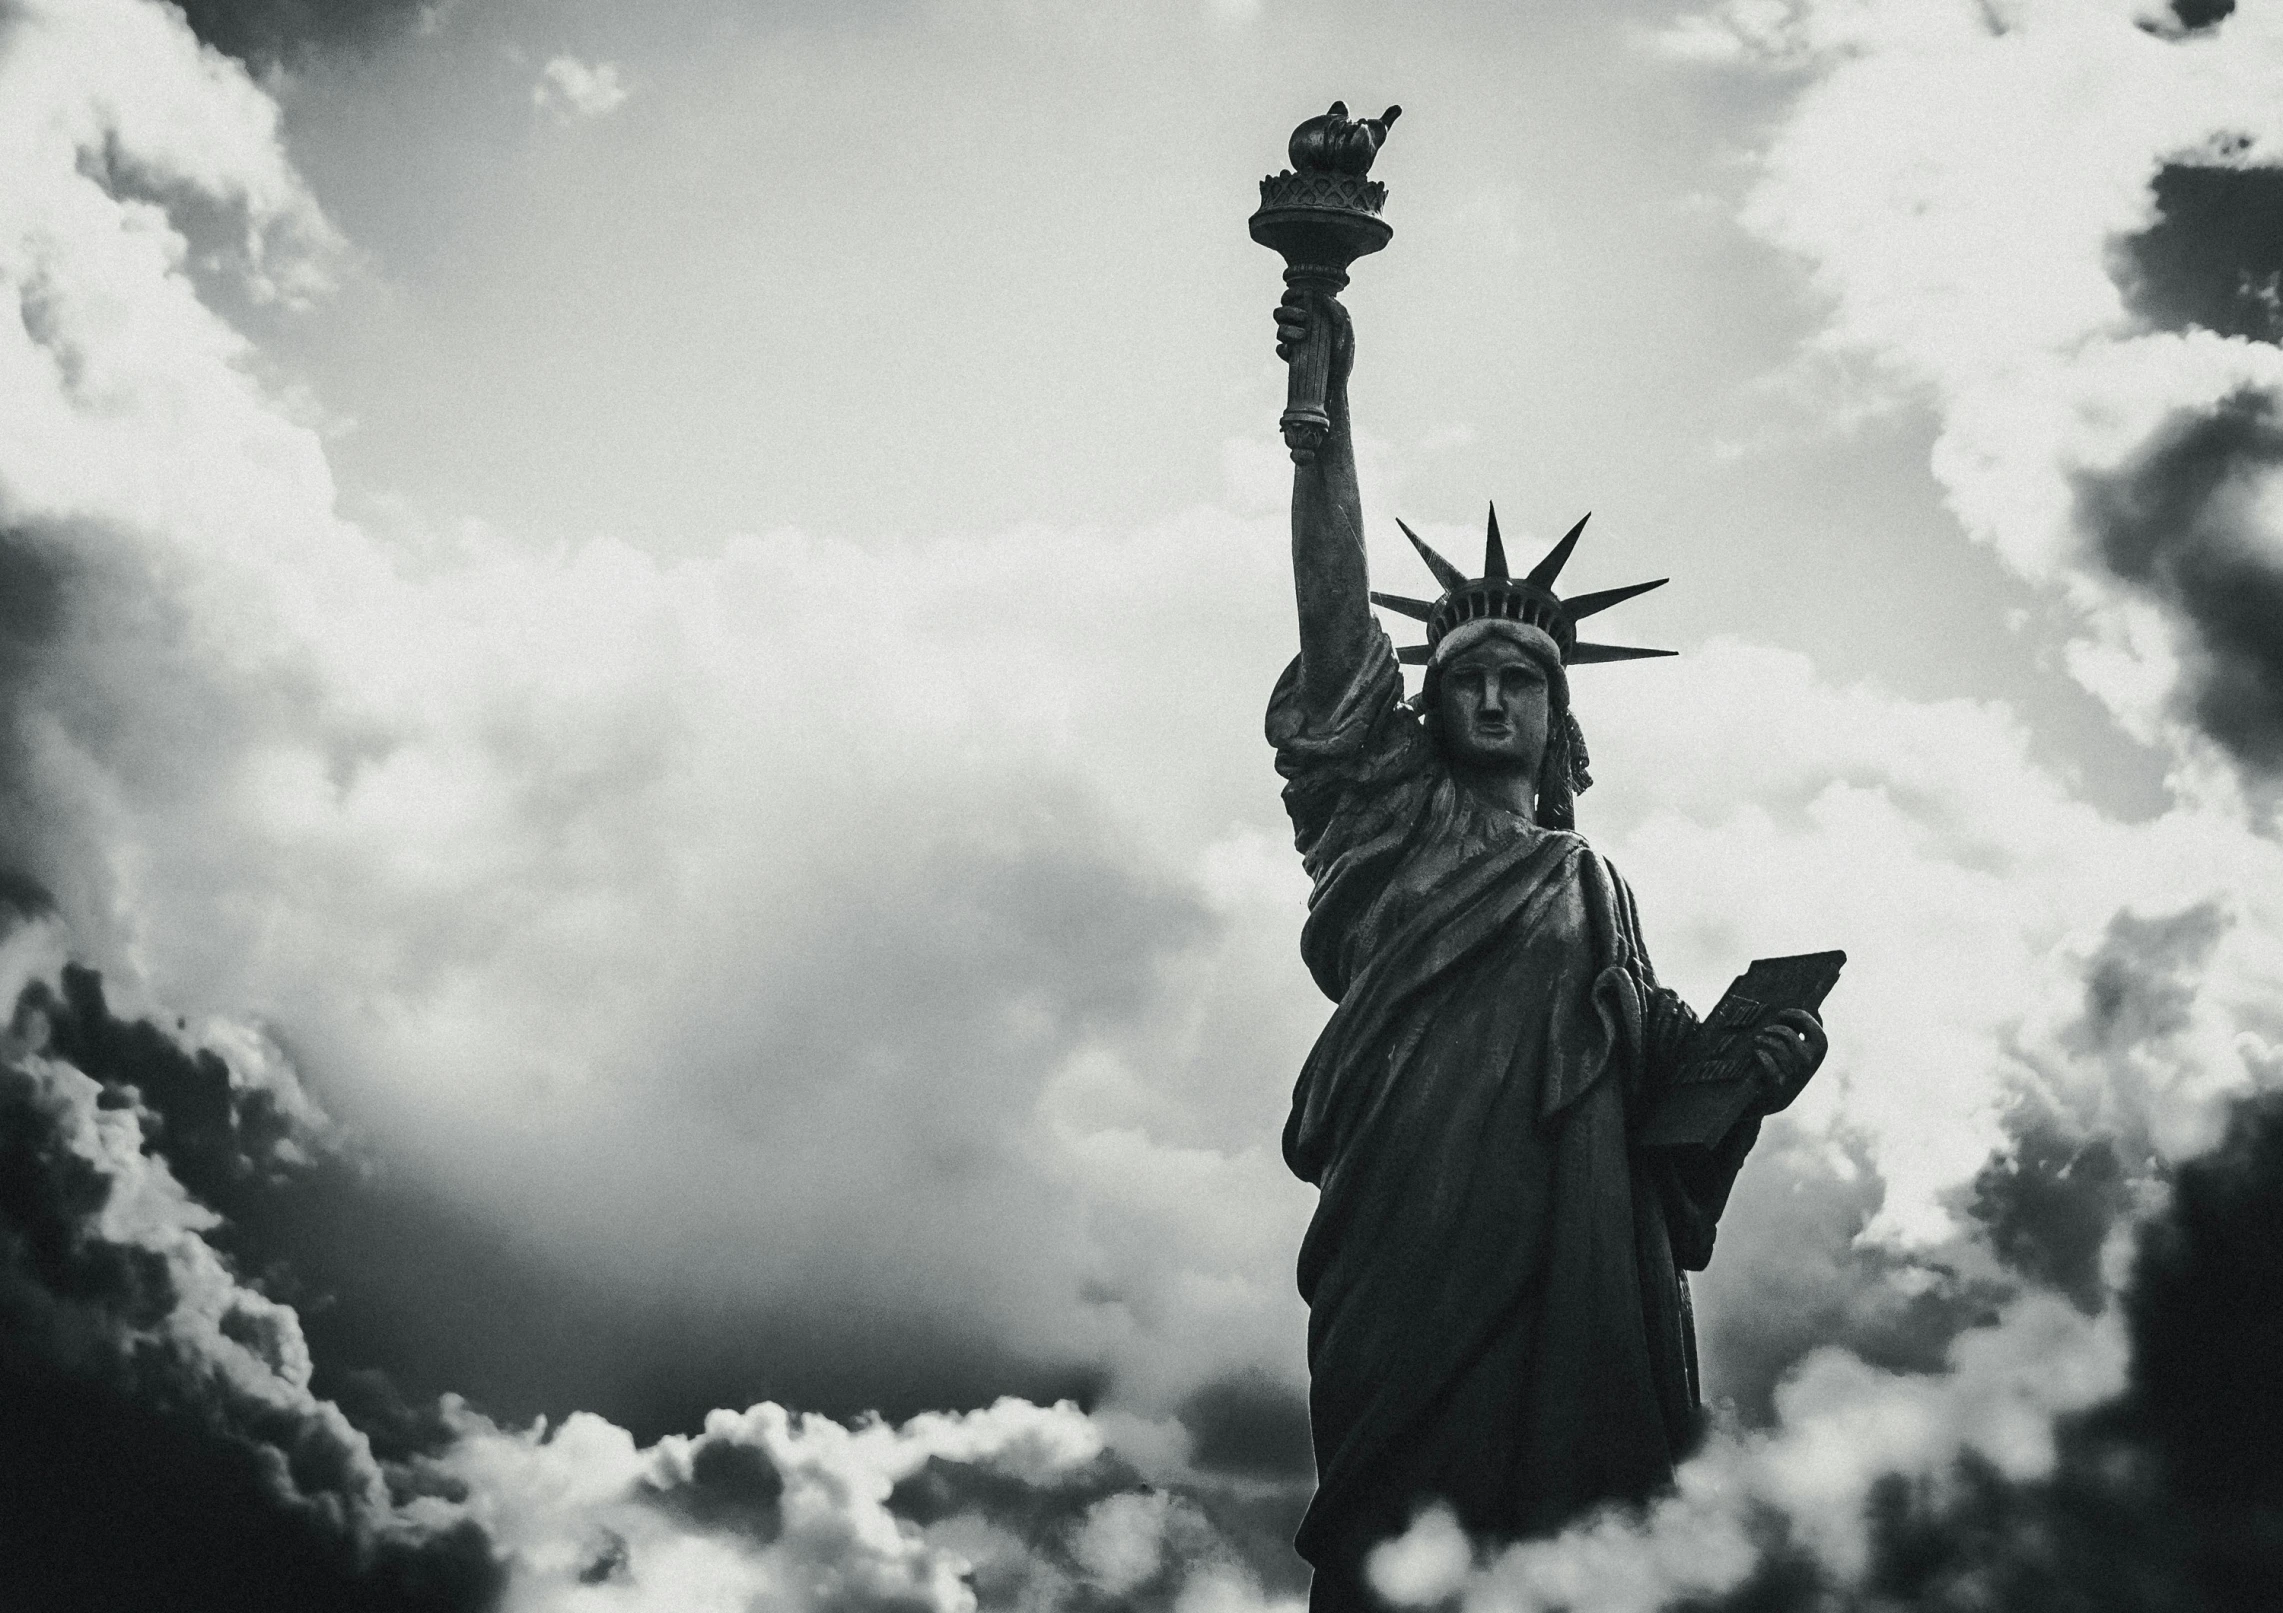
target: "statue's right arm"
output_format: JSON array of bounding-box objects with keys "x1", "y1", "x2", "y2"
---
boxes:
[{"x1": 1278, "y1": 291, "x2": 1375, "y2": 719}]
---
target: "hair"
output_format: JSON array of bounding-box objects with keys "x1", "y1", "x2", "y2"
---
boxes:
[{"x1": 1414, "y1": 652, "x2": 1593, "y2": 832}]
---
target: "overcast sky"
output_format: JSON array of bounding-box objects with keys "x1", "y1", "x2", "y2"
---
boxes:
[{"x1": 5, "y1": 0, "x2": 2283, "y2": 1607}]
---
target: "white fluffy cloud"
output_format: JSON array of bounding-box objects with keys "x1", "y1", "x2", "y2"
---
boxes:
[
  {"x1": 533, "y1": 56, "x2": 629, "y2": 122},
  {"x1": 1370, "y1": 1295, "x2": 2126, "y2": 1612},
  {"x1": 1673, "y1": 0, "x2": 2283, "y2": 756},
  {"x1": 439, "y1": 1397, "x2": 1107, "y2": 1612},
  {"x1": 1585, "y1": 638, "x2": 2283, "y2": 1234},
  {"x1": 1614, "y1": 0, "x2": 2283, "y2": 1210}
]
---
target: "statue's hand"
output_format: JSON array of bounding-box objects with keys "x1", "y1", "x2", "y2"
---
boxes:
[
  {"x1": 1750, "y1": 1008, "x2": 1826, "y2": 1115},
  {"x1": 1273, "y1": 288, "x2": 1354, "y2": 390}
]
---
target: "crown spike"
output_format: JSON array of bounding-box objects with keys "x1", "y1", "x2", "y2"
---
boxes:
[
  {"x1": 1370, "y1": 591, "x2": 1436, "y2": 621},
  {"x1": 1395, "y1": 644, "x2": 1433, "y2": 664},
  {"x1": 1482, "y1": 503, "x2": 1509, "y2": 582},
  {"x1": 1526, "y1": 512, "x2": 1590, "y2": 589},
  {"x1": 1563, "y1": 577, "x2": 1668, "y2": 621},
  {"x1": 1396, "y1": 518, "x2": 1468, "y2": 593},
  {"x1": 1569, "y1": 642, "x2": 1677, "y2": 665}
]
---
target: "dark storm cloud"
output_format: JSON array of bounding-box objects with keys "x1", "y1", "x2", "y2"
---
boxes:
[
  {"x1": 2167, "y1": 0, "x2": 2237, "y2": 36},
  {"x1": 2068, "y1": 902, "x2": 2228, "y2": 1057},
  {"x1": 1178, "y1": 1369, "x2": 1314, "y2": 1480},
  {"x1": 885, "y1": 1442, "x2": 1224, "y2": 1608},
  {"x1": 1694, "y1": 1129, "x2": 2008, "y2": 1427},
  {"x1": 0, "y1": 867, "x2": 55, "y2": 923},
  {"x1": 1956, "y1": 906, "x2": 2222, "y2": 1313},
  {"x1": 1963, "y1": 906, "x2": 2223, "y2": 1313},
  {"x1": 2074, "y1": 388, "x2": 2283, "y2": 771},
  {"x1": 2138, "y1": 1, "x2": 2237, "y2": 39},
  {"x1": 0, "y1": 528, "x2": 68, "y2": 693},
  {"x1": 23, "y1": 964, "x2": 302, "y2": 1224},
  {"x1": 887, "y1": 1447, "x2": 1134, "y2": 1531},
  {"x1": 1687, "y1": 1089, "x2": 2283, "y2": 1613},
  {"x1": 2126, "y1": 1090, "x2": 2283, "y2": 1522},
  {"x1": 641, "y1": 1434, "x2": 787, "y2": 1539},
  {"x1": 2118, "y1": 163, "x2": 2283, "y2": 343},
  {"x1": 330, "y1": 1366, "x2": 465, "y2": 1465},
  {"x1": 173, "y1": 0, "x2": 432, "y2": 67},
  {"x1": 1897, "y1": 1090, "x2": 2283, "y2": 1613},
  {"x1": 0, "y1": 527, "x2": 70, "y2": 917},
  {"x1": 0, "y1": 1347, "x2": 499, "y2": 1613},
  {"x1": 0, "y1": 986, "x2": 504, "y2": 1610},
  {"x1": 1965, "y1": 1105, "x2": 2132, "y2": 1313}
]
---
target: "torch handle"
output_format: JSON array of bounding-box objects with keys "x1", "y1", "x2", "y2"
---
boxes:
[{"x1": 1279, "y1": 263, "x2": 1350, "y2": 465}]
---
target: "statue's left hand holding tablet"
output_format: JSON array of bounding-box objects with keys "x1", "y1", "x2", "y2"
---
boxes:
[{"x1": 1749, "y1": 1009, "x2": 1828, "y2": 1114}]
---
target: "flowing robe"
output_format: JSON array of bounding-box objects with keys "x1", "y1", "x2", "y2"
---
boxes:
[{"x1": 1268, "y1": 633, "x2": 1757, "y2": 1605}]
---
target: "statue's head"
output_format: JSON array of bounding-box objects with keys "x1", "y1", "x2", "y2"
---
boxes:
[
  {"x1": 1374, "y1": 507, "x2": 1666, "y2": 831},
  {"x1": 1421, "y1": 620, "x2": 1587, "y2": 827},
  {"x1": 1430, "y1": 621, "x2": 1556, "y2": 780}
]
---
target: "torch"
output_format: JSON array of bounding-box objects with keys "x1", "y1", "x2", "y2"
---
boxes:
[{"x1": 1250, "y1": 101, "x2": 1400, "y2": 463}]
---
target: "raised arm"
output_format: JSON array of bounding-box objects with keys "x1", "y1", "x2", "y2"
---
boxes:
[{"x1": 1275, "y1": 290, "x2": 1375, "y2": 717}]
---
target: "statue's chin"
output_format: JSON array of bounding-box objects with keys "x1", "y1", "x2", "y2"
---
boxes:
[{"x1": 1449, "y1": 740, "x2": 1539, "y2": 777}]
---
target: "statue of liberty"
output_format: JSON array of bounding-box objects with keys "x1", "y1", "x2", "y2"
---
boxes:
[{"x1": 1262, "y1": 197, "x2": 1827, "y2": 1612}]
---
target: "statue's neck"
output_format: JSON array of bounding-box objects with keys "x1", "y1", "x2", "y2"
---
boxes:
[{"x1": 1452, "y1": 764, "x2": 1537, "y2": 820}]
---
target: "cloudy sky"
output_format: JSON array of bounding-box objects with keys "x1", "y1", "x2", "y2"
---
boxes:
[{"x1": 4, "y1": 0, "x2": 2283, "y2": 1608}]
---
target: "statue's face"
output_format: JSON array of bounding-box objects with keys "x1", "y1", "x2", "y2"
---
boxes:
[{"x1": 1435, "y1": 639, "x2": 1551, "y2": 784}]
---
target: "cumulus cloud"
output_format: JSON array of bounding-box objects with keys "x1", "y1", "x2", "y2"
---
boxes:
[
  {"x1": 1572, "y1": 633, "x2": 2283, "y2": 1248},
  {"x1": 437, "y1": 1392, "x2": 1306, "y2": 1611},
  {"x1": 1681, "y1": 890, "x2": 2238, "y2": 1432},
  {"x1": 533, "y1": 56, "x2": 629, "y2": 123},
  {"x1": 0, "y1": 932, "x2": 503, "y2": 1610},
  {"x1": 2076, "y1": 389, "x2": 2283, "y2": 771},
  {"x1": 1665, "y1": 0, "x2": 2283, "y2": 779}
]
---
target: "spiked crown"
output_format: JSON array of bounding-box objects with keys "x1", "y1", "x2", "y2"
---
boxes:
[{"x1": 1371, "y1": 506, "x2": 1673, "y2": 668}]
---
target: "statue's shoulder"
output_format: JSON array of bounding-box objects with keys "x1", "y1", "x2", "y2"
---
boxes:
[
  {"x1": 1528, "y1": 826, "x2": 1590, "y2": 861},
  {"x1": 1266, "y1": 630, "x2": 1424, "y2": 781},
  {"x1": 1556, "y1": 833, "x2": 1631, "y2": 894}
]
